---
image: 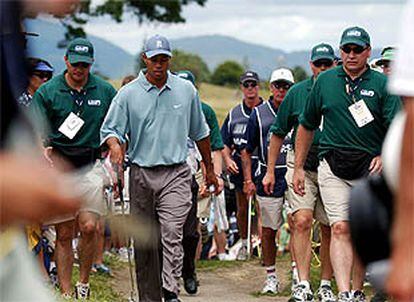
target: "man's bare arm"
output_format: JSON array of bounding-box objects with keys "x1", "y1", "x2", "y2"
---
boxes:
[
  {"x1": 262, "y1": 134, "x2": 285, "y2": 195},
  {"x1": 196, "y1": 136, "x2": 219, "y2": 194},
  {"x1": 293, "y1": 125, "x2": 315, "y2": 196}
]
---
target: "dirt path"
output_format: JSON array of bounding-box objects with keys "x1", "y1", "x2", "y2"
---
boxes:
[{"x1": 112, "y1": 258, "x2": 292, "y2": 302}]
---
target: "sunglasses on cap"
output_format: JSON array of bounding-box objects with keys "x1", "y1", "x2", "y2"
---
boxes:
[
  {"x1": 313, "y1": 59, "x2": 333, "y2": 68},
  {"x1": 33, "y1": 71, "x2": 52, "y2": 80},
  {"x1": 272, "y1": 82, "x2": 292, "y2": 90},
  {"x1": 341, "y1": 45, "x2": 367, "y2": 54},
  {"x1": 242, "y1": 81, "x2": 258, "y2": 88},
  {"x1": 71, "y1": 62, "x2": 91, "y2": 68}
]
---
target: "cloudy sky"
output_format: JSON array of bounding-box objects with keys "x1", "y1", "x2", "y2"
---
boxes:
[{"x1": 82, "y1": 0, "x2": 407, "y2": 54}]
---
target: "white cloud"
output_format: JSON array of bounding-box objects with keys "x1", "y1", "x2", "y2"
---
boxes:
[{"x1": 83, "y1": 0, "x2": 406, "y2": 54}]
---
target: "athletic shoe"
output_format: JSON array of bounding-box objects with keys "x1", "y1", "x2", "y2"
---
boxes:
[
  {"x1": 117, "y1": 247, "x2": 129, "y2": 262},
  {"x1": 183, "y1": 275, "x2": 198, "y2": 295},
  {"x1": 337, "y1": 292, "x2": 353, "y2": 302},
  {"x1": 236, "y1": 245, "x2": 248, "y2": 261},
  {"x1": 92, "y1": 263, "x2": 111, "y2": 275},
  {"x1": 218, "y1": 253, "x2": 233, "y2": 261},
  {"x1": 75, "y1": 282, "x2": 90, "y2": 300},
  {"x1": 61, "y1": 293, "x2": 72, "y2": 300},
  {"x1": 317, "y1": 285, "x2": 336, "y2": 302},
  {"x1": 290, "y1": 284, "x2": 314, "y2": 301},
  {"x1": 261, "y1": 275, "x2": 280, "y2": 294},
  {"x1": 353, "y1": 290, "x2": 366, "y2": 302},
  {"x1": 163, "y1": 288, "x2": 181, "y2": 302}
]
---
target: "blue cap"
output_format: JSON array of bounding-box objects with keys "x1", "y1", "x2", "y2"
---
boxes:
[{"x1": 144, "y1": 35, "x2": 172, "y2": 58}]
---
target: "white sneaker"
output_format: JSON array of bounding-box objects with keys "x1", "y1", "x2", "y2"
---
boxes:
[
  {"x1": 118, "y1": 247, "x2": 129, "y2": 262},
  {"x1": 291, "y1": 284, "x2": 314, "y2": 301},
  {"x1": 337, "y1": 292, "x2": 353, "y2": 302},
  {"x1": 317, "y1": 285, "x2": 336, "y2": 302},
  {"x1": 352, "y1": 290, "x2": 366, "y2": 302},
  {"x1": 236, "y1": 245, "x2": 248, "y2": 261},
  {"x1": 261, "y1": 275, "x2": 280, "y2": 294},
  {"x1": 218, "y1": 253, "x2": 232, "y2": 261}
]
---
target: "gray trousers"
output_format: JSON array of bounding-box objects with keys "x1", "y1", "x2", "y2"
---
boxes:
[{"x1": 130, "y1": 163, "x2": 192, "y2": 302}]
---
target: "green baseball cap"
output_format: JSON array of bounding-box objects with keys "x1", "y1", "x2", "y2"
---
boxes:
[
  {"x1": 66, "y1": 38, "x2": 94, "y2": 65},
  {"x1": 340, "y1": 26, "x2": 370, "y2": 48},
  {"x1": 311, "y1": 43, "x2": 335, "y2": 62},
  {"x1": 377, "y1": 47, "x2": 395, "y2": 65},
  {"x1": 177, "y1": 70, "x2": 196, "y2": 86}
]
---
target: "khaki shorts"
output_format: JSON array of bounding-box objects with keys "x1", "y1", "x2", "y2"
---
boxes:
[
  {"x1": 45, "y1": 162, "x2": 109, "y2": 225},
  {"x1": 256, "y1": 195, "x2": 284, "y2": 230},
  {"x1": 318, "y1": 159, "x2": 359, "y2": 225},
  {"x1": 285, "y1": 150, "x2": 329, "y2": 226}
]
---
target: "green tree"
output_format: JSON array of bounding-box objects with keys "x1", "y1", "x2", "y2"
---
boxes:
[
  {"x1": 169, "y1": 50, "x2": 210, "y2": 83},
  {"x1": 211, "y1": 61, "x2": 244, "y2": 87},
  {"x1": 58, "y1": 0, "x2": 208, "y2": 44},
  {"x1": 292, "y1": 65, "x2": 309, "y2": 82}
]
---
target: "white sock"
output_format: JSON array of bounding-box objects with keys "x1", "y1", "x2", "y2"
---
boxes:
[
  {"x1": 299, "y1": 280, "x2": 310, "y2": 289},
  {"x1": 242, "y1": 239, "x2": 248, "y2": 247},
  {"x1": 291, "y1": 261, "x2": 297, "y2": 268},
  {"x1": 320, "y1": 279, "x2": 331, "y2": 287}
]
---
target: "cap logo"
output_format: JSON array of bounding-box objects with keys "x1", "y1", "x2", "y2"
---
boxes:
[
  {"x1": 156, "y1": 40, "x2": 163, "y2": 48},
  {"x1": 246, "y1": 73, "x2": 253, "y2": 76},
  {"x1": 316, "y1": 46, "x2": 329, "y2": 53},
  {"x1": 74, "y1": 45, "x2": 89, "y2": 53},
  {"x1": 347, "y1": 30, "x2": 361, "y2": 37}
]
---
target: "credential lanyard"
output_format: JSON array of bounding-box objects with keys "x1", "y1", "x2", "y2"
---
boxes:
[
  {"x1": 345, "y1": 76, "x2": 363, "y2": 104},
  {"x1": 70, "y1": 89, "x2": 87, "y2": 115}
]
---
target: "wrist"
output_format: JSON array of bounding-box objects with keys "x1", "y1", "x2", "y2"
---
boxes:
[{"x1": 243, "y1": 179, "x2": 253, "y2": 184}]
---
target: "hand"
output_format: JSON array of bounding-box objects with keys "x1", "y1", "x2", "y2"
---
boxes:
[
  {"x1": 262, "y1": 172, "x2": 275, "y2": 195},
  {"x1": 224, "y1": 157, "x2": 239, "y2": 175},
  {"x1": 199, "y1": 184, "x2": 210, "y2": 198},
  {"x1": 109, "y1": 143, "x2": 124, "y2": 167},
  {"x1": 293, "y1": 167, "x2": 306, "y2": 196},
  {"x1": 243, "y1": 180, "x2": 256, "y2": 198},
  {"x1": 0, "y1": 153, "x2": 81, "y2": 226},
  {"x1": 204, "y1": 168, "x2": 219, "y2": 195},
  {"x1": 369, "y1": 156, "x2": 382, "y2": 175}
]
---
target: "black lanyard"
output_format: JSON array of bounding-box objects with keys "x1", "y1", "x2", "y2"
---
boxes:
[
  {"x1": 345, "y1": 76, "x2": 363, "y2": 103},
  {"x1": 70, "y1": 89, "x2": 87, "y2": 114}
]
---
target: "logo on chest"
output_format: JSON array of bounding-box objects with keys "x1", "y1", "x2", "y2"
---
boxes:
[
  {"x1": 233, "y1": 123, "x2": 247, "y2": 135},
  {"x1": 360, "y1": 89, "x2": 375, "y2": 97},
  {"x1": 87, "y1": 99, "x2": 101, "y2": 106}
]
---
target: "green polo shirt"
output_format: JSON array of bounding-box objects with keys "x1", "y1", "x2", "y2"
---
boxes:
[
  {"x1": 202, "y1": 102, "x2": 224, "y2": 151},
  {"x1": 31, "y1": 72, "x2": 116, "y2": 148},
  {"x1": 299, "y1": 66, "x2": 402, "y2": 157},
  {"x1": 270, "y1": 77, "x2": 321, "y2": 146}
]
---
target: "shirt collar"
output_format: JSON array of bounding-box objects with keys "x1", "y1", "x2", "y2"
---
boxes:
[
  {"x1": 138, "y1": 69, "x2": 172, "y2": 92},
  {"x1": 267, "y1": 97, "x2": 279, "y2": 112}
]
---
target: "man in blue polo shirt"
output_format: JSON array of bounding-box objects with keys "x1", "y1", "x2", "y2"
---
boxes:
[
  {"x1": 100, "y1": 35, "x2": 218, "y2": 302},
  {"x1": 221, "y1": 70, "x2": 263, "y2": 261}
]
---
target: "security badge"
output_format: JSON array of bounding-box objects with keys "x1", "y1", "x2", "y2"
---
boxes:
[
  {"x1": 58, "y1": 112, "x2": 85, "y2": 139},
  {"x1": 348, "y1": 99, "x2": 374, "y2": 128}
]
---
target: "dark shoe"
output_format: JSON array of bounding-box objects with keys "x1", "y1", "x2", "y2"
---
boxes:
[
  {"x1": 184, "y1": 276, "x2": 198, "y2": 295},
  {"x1": 371, "y1": 291, "x2": 387, "y2": 302},
  {"x1": 163, "y1": 288, "x2": 181, "y2": 302}
]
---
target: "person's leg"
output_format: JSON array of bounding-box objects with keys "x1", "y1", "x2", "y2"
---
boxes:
[
  {"x1": 236, "y1": 190, "x2": 248, "y2": 240},
  {"x1": 182, "y1": 177, "x2": 200, "y2": 294},
  {"x1": 156, "y1": 164, "x2": 192, "y2": 298},
  {"x1": 55, "y1": 220, "x2": 76, "y2": 295},
  {"x1": 292, "y1": 209, "x2": 314, "y2": 282},
  {"x1": 129, "y1": 165, "x2": 162, "y2": 302},
  {"x1": 77, "y1": 211, "x2": 99, "y2": 284},
  {"x1": 352, "y1": 252, "x2": 366, "y2": 292},
  {"x1": 320, "y1": 224, "x2": 333, "y2": 281},
  {"x1": 94, "y1": 217, "x2": 105, "y2": 265},
  {"x1": 214, "y1": 228, "x2": 227, "y2": 255}
]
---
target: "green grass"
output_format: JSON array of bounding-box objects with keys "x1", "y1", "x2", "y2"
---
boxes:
[
  {"x1": 56, "y1": 254, "x2": 126, "y2": 302},
  {"x1": 196, "y1": 259, "x2": 240, "y2": 272}
]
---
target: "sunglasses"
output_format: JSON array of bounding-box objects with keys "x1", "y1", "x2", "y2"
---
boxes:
[
  {"x1": 313, "y1": 59, "x2": 333, "y2": 68},
  {"x1": 242, "y1": 81, "x2": 258, "y2": 88},
  {"x1": 379, "y1": 61, "x2": 391, "y2": 68},
  {"x1": 71, "y1": 62, "x2": 91, "y2": 68},
  {"x1": 341, "y1": 45, "x2": 366, "y2": 54},
  {"x1": 272, "y1": 82, "x2": 291, "y2": 90},
  {"x1": 33, "y1": 72, "x2": 52, "y2": 80}
]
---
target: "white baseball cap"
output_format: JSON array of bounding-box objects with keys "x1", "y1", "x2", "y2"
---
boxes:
[{"x1": 269, "y1": 68, "x2": 294, "y2": 84}]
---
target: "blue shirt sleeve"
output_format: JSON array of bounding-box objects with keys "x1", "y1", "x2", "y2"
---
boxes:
[
  {"x1": 220, "y1": 114, "x2": 232, "y2": 148},
  {"x1": 245, "y1": 109, "x2": 260, "y2": 153},
  {"x1": 100, "y1": 90, "x2": 129, "y2": 146}
]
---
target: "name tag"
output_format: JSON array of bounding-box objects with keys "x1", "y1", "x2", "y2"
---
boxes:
[
  {"x1": 58, "y1": 112, "x2": 85, "y2": 139},
  {"x1": 348, "y1": 100, "x2": 374, "y2": 128},
  {"x1": 88, "y1": 99, "x2": 101, "y2": 106}
]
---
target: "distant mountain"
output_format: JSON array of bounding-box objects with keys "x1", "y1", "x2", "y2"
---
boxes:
[
  {"x1": 24, "y1": 19, "x2": 135, "y2": 79},
  {"x1": 172, "y1": 35, "x2": 382, "y2": 80}
]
